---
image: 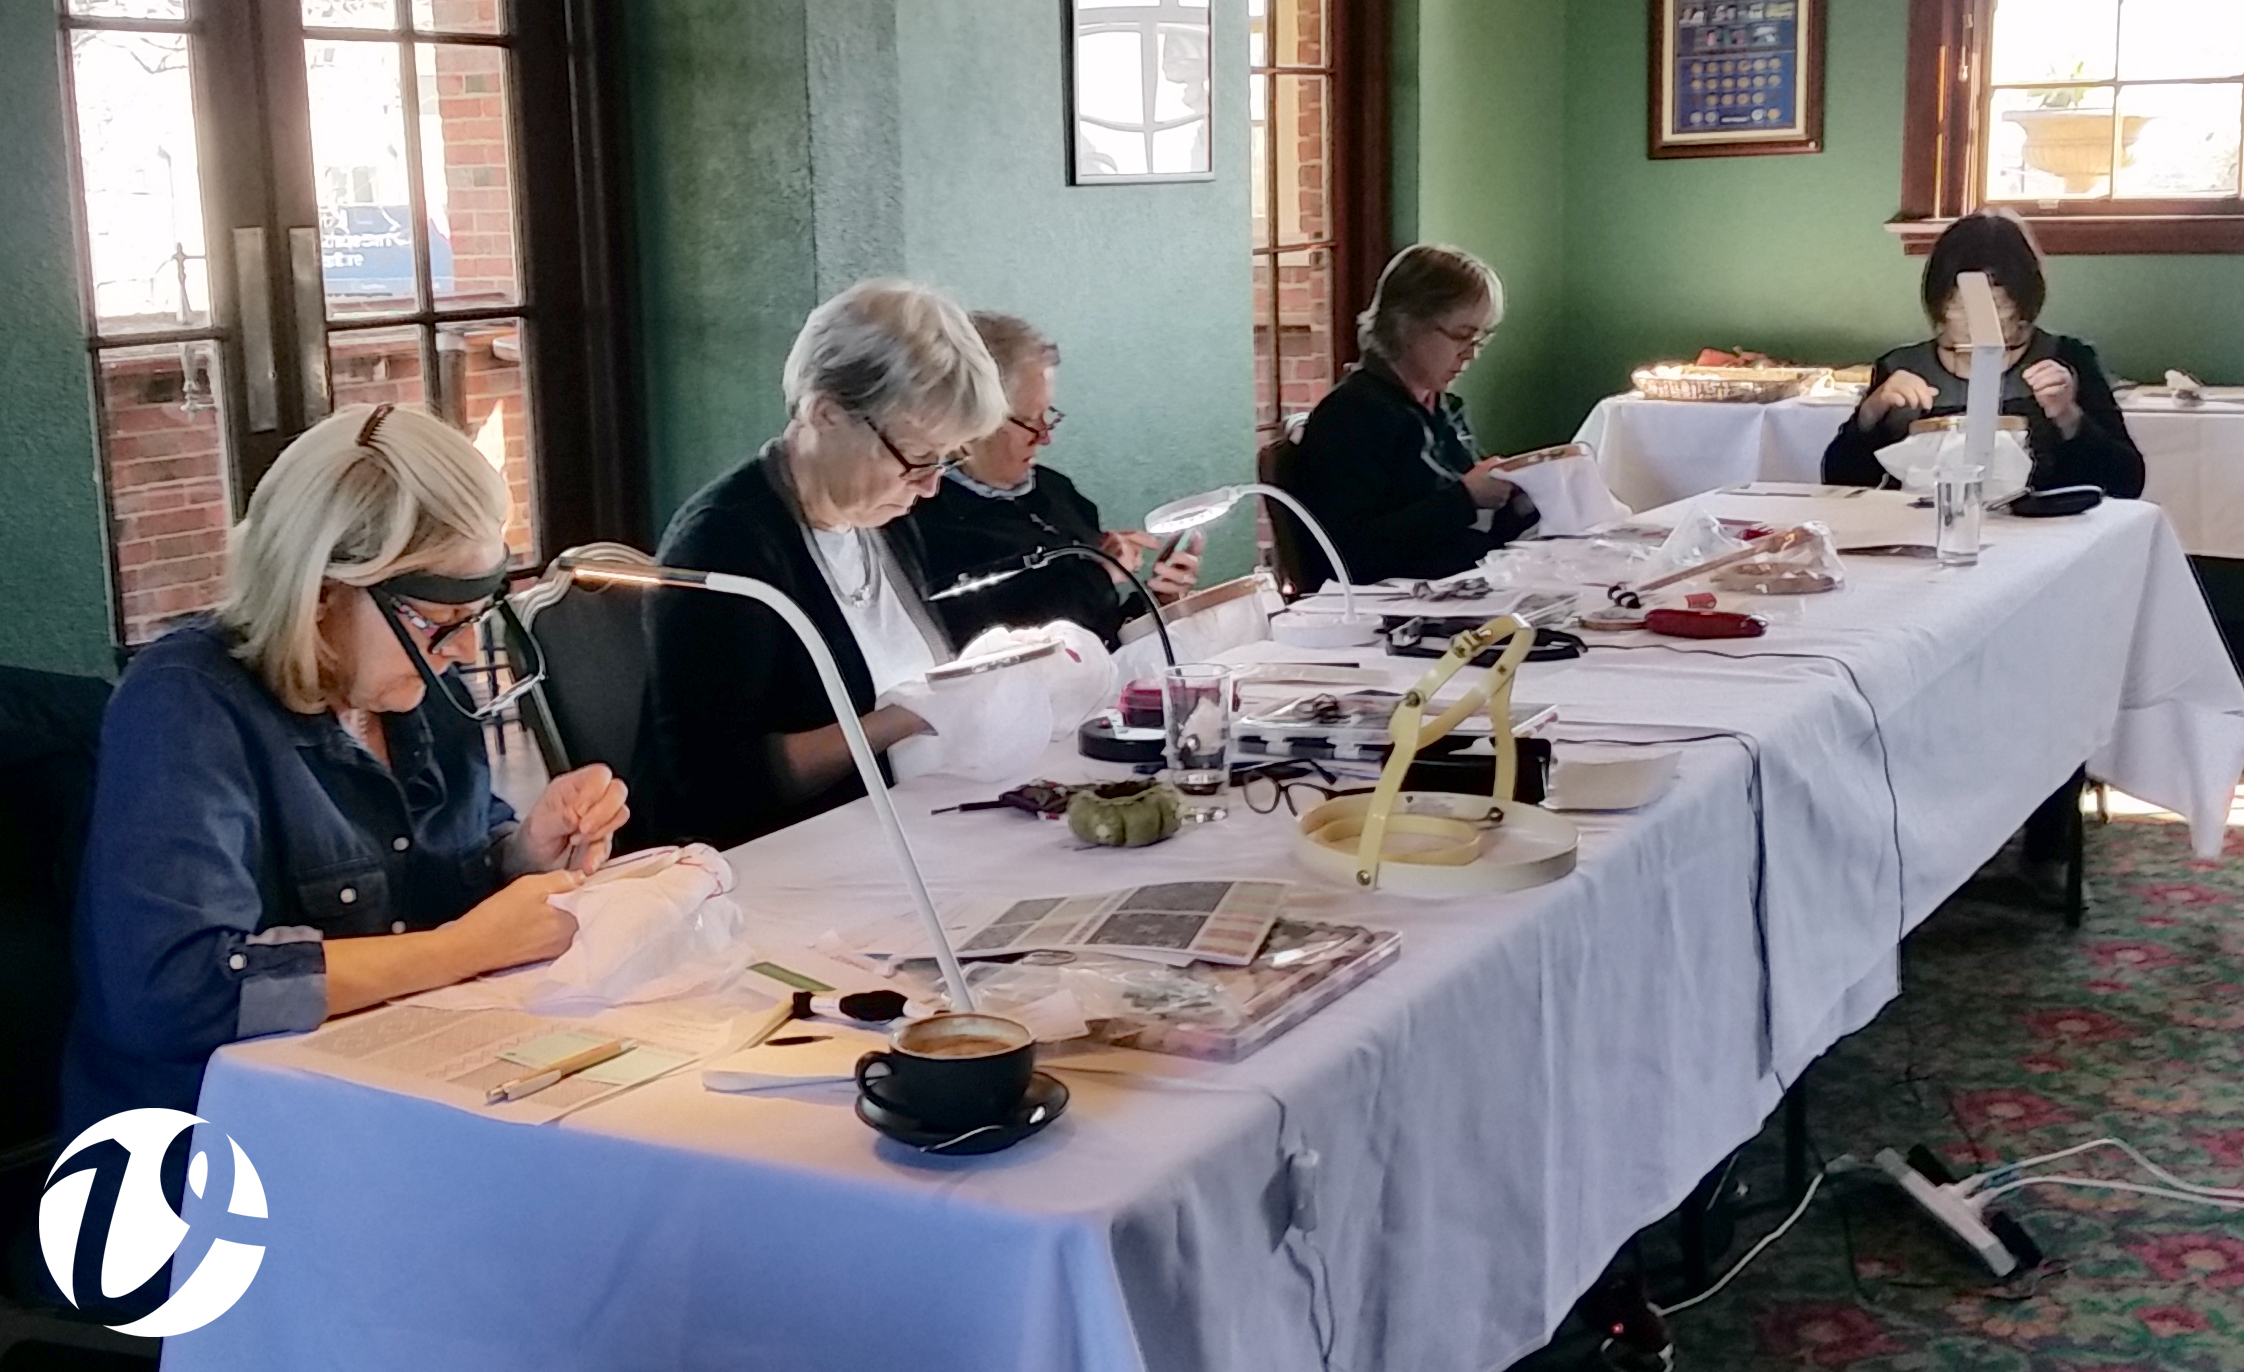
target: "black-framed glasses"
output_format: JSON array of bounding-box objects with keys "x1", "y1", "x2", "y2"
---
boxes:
[
  {"x1": 367, "y1": 586, "x2": 546, "y2": 724},
  {"x1": 864, "y1": 416, "x2": 964, "y2": 477},
  {"x1": 1007, "y1": 407, "x2": 1065, "y2": 441},
  {"x1": 1233, "y1": 759, "x2": 1365, "y2": 816},
  {"x1": 1436, "y1": 323, "x2": 1494, "y2": 352}
]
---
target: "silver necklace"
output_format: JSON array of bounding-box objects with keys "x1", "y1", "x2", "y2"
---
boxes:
[{"x1": 810, "y1": 525, "x2": 882, "y2": 609}]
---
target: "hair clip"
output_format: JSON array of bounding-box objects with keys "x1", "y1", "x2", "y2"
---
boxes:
[{"x1": 357, "y1": 402, "x2": 395, "y2": 448}]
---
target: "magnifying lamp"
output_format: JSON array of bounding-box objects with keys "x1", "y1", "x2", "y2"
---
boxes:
[
  {"x1": 927, "y1": 544, "x2": 1176, "y2": 668},
  {"x1": 1143, "y1": 483, "x2": 1379, "y2": 646},
  {"x1": 555, "y1": 554, "x2": 976, "y2": 1012}
]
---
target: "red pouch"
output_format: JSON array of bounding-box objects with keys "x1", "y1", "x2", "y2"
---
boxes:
[
  {"x1": 1646, "y1": 608, "x2": 1767, "y2": 639},
  {"x1": 1119, "y1": 680, "x2": 1166, "y2": 729}
]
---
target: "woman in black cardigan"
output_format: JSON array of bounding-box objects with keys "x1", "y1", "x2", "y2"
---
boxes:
[
  {"x1": 635, "y1": 280, "x2": 1009, "y2": 848},
  {"x1": 1283, "y1": 244, "x2": 1539, "y2": 585},
  {"x1": 914, "y1": 312, "x2": 1200, "y2": 647},
  {"x1": 1823, "y1": 210, "x2": 2144, "y2": 498}
]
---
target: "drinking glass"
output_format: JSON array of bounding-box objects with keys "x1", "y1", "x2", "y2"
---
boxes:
[
  {"x1": 1935, "y1": 463, "x2": 1984, "y2": 568},
  {"x1": 1161, "y1": 664, "x2": 1235, "y2": 821}
]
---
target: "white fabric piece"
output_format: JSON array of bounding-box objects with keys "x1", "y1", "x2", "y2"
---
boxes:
[
  {"x1": 880, "y1": 665, "x2": 1054, "y2": 783},
  {"x1": 531, "y1": 846, "x2": 744, "y2": 1013},
  {"x1": 176, "y1": 493, "x2": 2240, "y2": 1372},
  {"x1": 958, "y1": 622, "x2": 1117, "y2": 740},
  {"x1": 1872, "y1": 426, "x2": 2032, "y2": 502},
  {"x1": 807, "y1": 526, "x2": 937, "y2": 696},
  {"x1": 1506, "y1": 453, "x2": 1631, "y2": 535},
  {"x1": 1577, "y1": 389, "x2": 2244, "y2": 558}
]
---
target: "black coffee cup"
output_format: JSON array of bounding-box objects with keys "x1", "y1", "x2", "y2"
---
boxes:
[{"x1": 854, "y1": 1013, "x2": 1035, "y2": 1130}]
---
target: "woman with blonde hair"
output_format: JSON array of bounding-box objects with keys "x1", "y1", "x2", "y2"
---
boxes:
[
  {"x1": 63, "y1": 401, "x2": 629, "y2": 1137},
  {"x1": 1283, "y1": 243, "x2": 1537, "y2": 584}
]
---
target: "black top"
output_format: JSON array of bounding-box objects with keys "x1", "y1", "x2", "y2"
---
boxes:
[
  {"x1": 1822, "y1": 331, "x2": 2145, "y2": 497},
  {"x1": 635, "y1": 441, "x2": 951, "y2": 849},
  {"x1": 1283, "y1": 361, "x2": 1537, "y2": 584},
  {"x1": 912, "y1": 466, "x2": 1139, "y2": 647}
]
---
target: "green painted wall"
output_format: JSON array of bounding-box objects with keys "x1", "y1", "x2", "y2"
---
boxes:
[
  {"x1": 895, "y1": 0, "x2": 1255, "y2": 576},
  {"x1": 1403, "y1": 0, "x2": 1573, "y2": 455},
  {"x1": 628, "y1": 0, "x2": 1258, "y2": 577},
  {"x1": 0, "y1": 4, "x2": 117, "y2": 677},
  {"x1": 1553, "y1": 0, "x2": 2244, "y2": 435}
]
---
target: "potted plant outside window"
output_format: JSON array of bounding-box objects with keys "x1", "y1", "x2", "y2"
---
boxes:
[{"x1": 2001, "y1": 71, "x2": 2150, "y2": 194}]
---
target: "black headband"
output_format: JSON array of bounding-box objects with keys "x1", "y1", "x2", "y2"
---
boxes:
[{"x1": 372, "y1": 563, "x2": 511, "y2": 605}]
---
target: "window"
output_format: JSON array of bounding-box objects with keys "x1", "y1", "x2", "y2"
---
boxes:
[
  {"x1": 57, "y1": 0, "x2": 640, "y2": 648},
  {"x1": 1897, "y1": 0, "x2": 2244, "y2": 254},
  {"x1": 1248, "y1": 0, "x2": 1389, "y2": 436}
]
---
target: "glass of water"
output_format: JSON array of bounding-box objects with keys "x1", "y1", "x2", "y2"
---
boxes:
[
  {"x1": 1935, "y1": 463, "x2": 1984, "y2": 567},
  {"x1": 1161, "y1": 664, "x2": 1236, "y2": 821}
]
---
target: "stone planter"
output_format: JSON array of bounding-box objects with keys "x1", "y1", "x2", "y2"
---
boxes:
[{"x1": 2003, "y1": 107, "x2": 2151, "y2": 194}]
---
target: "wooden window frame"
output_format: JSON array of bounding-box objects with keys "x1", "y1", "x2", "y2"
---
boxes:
[{"x1": 1892, "y1": 0, "x2": 2244, "y2": 256}]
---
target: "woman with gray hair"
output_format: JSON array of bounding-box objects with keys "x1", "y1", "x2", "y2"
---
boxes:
[
  {"x1": 63, "y1": 402, "x2": 629, "y2": 1138},
  {"x1": 1282, "y1": 244, "x2": 1537, "y2": 584},
  {"x1": 637, "y1": 279, "x2": 1009, "y2": 846},
  {"x1": 914, "y1": 311, "x2": 1201, "y2": 647}
]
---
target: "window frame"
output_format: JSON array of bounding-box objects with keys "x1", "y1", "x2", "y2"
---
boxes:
[{"x1": 1894, "y1": 0, "x2": 2244, "y2": 255}]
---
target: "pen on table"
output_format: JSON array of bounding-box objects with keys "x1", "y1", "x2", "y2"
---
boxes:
[
  {"x1": 736, "y1": 991, "x2": 814, "y2": 1052},
  {"x1": 485, "y1": 1037, "x2": 634, "y2": 1105}
]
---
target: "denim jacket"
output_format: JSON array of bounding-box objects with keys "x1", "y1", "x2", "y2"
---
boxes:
[{"x1": 61, "y1": 618, "x2": 515, "y2": 1137}]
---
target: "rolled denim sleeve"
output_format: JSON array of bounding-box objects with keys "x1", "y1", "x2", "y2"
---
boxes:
[{"x1": 75, "y1": 665, "x2": 326, "y2": 1064}]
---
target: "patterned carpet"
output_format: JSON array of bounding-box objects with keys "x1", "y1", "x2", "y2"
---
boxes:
[{"x1": 1638, "y1": 809, "x2": 2244, "y2": 1371}]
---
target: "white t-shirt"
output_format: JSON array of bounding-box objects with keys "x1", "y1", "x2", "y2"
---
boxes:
[{"x1": 807, "y1": 526, "x2": 937, "y2": 696}]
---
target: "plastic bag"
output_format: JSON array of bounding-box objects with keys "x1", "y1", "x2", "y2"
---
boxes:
[
  {"x1": 530, "y1": 845, "x2": 747, "y2": 1012},
  {"x1": 1643, "y1": 500, "x2": 1747, "y2": 581},
  {"x1": 1707, "y1": 521, "x2": 1847, "y2": 595},
  {"x1": 1875, "y1": 425, "x2": 2031, "y2": 502}
]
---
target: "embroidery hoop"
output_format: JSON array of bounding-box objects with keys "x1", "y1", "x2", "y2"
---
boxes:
[{"x1": 1295, "y1": 613, "x2": 1579, "y2": 895}]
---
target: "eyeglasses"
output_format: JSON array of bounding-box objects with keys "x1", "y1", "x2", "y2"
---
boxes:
[
  {"x1": 1006, "y1": 407, "x2": 1065, "y2": 441},
  {"x1": 1234, "y1": 759, "x2": 1366, "y2": 816},
  {"x1": 864, "y1": 417, "x2": 964, "y2": 477},
  {"x1": 1436, "y1": 324, "x2": 1494, "y2": 352},
  {"x1": 367, "y1": 586, "x2": 546, "y2": 723}
]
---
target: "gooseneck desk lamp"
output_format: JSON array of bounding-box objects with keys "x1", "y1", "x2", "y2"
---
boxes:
[
  {"x1": 555, "y1": 554, "x2": 976, "y2": 1012},
  {"x1": 1142, "y1": 483, "x2": 1380, "y2": 647},
  {"x1": 927, "y1": 544, "x2": 1178, "y2": 669}
]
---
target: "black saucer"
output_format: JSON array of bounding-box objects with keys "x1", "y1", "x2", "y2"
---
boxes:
[{"x1": 855, "y1": 1071, "x2": 1069, "y2": 1155}]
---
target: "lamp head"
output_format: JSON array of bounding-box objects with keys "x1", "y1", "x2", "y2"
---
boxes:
[
  {"x1": 927, "y1": 562, "x2": 1028, "y2": 602},
  {"x1": 1143, "y1": 485, "x2": 1247, "y2": 538}
]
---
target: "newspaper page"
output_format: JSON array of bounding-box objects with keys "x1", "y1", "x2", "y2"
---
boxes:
[{"x1": 951, "y1": 880, "x2": 1287, "y2": 966}]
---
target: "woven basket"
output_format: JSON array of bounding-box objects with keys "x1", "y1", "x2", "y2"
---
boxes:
[{"x1": 1631, "y1": 365, "x2": 1829, "y2": 404}]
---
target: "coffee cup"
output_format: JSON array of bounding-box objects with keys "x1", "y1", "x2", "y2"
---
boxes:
[{"x1": 854, "y1": 1013, "x2": 1035, "y2": 1130}]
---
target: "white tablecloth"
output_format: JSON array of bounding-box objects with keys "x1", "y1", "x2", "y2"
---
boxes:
[
  {"x1": 164, "y1": 495, "x2": 2244, "y2": 1372},
  {"x1": 1577, "y1": 391, "x2": 2244, "y2": 559}
]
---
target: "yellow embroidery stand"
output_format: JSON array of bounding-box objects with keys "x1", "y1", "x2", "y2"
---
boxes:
[{"x1": 1295, "y1": 614, "x2": 1579, "y2": 895}]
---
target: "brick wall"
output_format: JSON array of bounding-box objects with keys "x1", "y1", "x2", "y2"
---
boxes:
[{"x1": 1251, "y1": 0, "x2": 1337, "y2": 429}]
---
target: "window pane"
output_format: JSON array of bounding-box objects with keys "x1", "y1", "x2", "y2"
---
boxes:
[
  {"x1": 1250, "y1": 73, "x2": 1271, "y2": 247},
  {"x1": 420, "y1": 42, "x2": 519, "y2": 306},
  {"x1": 307, "y1": 40, "x2": 423, "y2": 316},
  {"x1": 1279, "y1": 0, "x2": 1326, "y2": 69},
  {"x1": 2114, "y1": 82, "x2": 2243, "y2": 197},
  {"x1": 69, "y1": 0, "x2": 187, "y2": 19},
  {"x1": 1275, "y1": 248, "x2": 1336, "y2": 419},
  {"x1": 1987, "y1": 86, "x2": 2118, "y2": 198},
  {"x1": 303, "y1": 0, "x2": 400, "y2": 30},
  {"x1": 329, "y1": 324, "x2": 428, "y2": 412},
  {"x1": 1248, "y1": 0, "x2": 1267, "y2": 67},
  {"x1": 1989, "y1": 0, "x2": 2119, "y2": 86},
  {"x1": 413, "y1": 0, "x2": 505, "y2": 35},
  {"x1": 2118, "y1": 0, "x2": 2244, "y2": 82},
  {"x1": 68, "y1": 30, "x2": 212, "y2": 334},
  {"x1": 446, "y1": 322, "x2": 538, "y2": 561},
  {"x1": 1275, "y1": 75, "x2": 1331, "y2": 246},
  {"x1": 98, "y1": 343, "x2": 231, "y2": 645},
  {"x1": 1252, "y1": 256, "x2": 1278, "y2": 431}
]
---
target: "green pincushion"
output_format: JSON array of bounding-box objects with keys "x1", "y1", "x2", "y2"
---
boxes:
[{"x1": 1066, "y1": 779, "x2": 1183, "y2": 847}]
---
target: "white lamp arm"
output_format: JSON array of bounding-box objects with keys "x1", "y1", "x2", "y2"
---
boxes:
[
  {"x1": 1238, "y1": 483, "x2": 1362, "y2": 620},
  {"x1": 700, "y1": 572, "x2": 975, "y2": 1012}
]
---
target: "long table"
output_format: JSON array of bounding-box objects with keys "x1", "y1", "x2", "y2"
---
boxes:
[
  {"x1": 165, "y1": 492, "x2": 2244, "y2": 1372},
  {"x1": 1578, "y1": 390, "x2": 2244, "y2": 559}
]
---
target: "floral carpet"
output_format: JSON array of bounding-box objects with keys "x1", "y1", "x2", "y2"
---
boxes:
[{"x1": 1659, "y1": 811, "x2": 2244, "y2": 1371}]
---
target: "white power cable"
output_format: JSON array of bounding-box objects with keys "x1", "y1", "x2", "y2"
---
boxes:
[
  {"x1": 1655, "y1": 1173, "x2": 1825, "y2": 1316},
  {"x1": 1959, "y1": 1136, "x2": 2244, "y2": 1202},
  {"x1": 1974, "y1": 1174, "x2": 2244, "y2": 1211}
]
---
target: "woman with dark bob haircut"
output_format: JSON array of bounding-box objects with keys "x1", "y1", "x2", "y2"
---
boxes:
[{"x1": 1822, "y1": 209, "x2": 2143, "y2": 497}]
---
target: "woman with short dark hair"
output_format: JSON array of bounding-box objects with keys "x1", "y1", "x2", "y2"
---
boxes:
[
  {"x1": 1281, "y1": 244, "x2": 1538, "y2": 585},
  {"x1": 1823, "y1": 210, "x2": 2143, "y2": 496}
]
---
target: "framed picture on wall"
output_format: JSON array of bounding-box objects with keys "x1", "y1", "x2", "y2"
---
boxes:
[
  {"x1": 1064, "y1": 0, "x2": 1214, "y2": 184},
  {"x1": 1649, "y1": 0, "x2": 1823, "y2": 159}
]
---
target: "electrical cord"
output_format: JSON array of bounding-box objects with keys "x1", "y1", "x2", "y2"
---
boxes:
[
  {"x1": 1962, "y1": 1136, "x2": 2244, "y2": 1202},
  {"x1": 1654, "y1": 1172, "x2": 1827, "y2": 1315},
  {"x1": 1972, "y1": 1175, "x2": 2244, "y2": 1211}
]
